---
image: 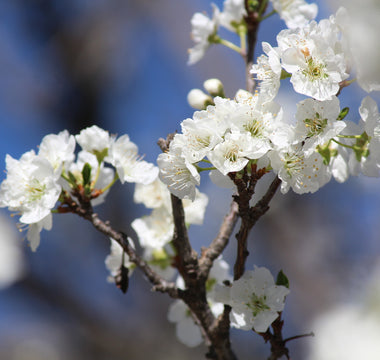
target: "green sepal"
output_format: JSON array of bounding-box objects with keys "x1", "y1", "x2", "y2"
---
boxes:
[
  {"x1": 337, "y1": 107, "x2": 349, "y2": 121},
  {"x1": 353, "y1": 131, "x2": 370, "y2": 162},
  {"x1": 247, "y1": 0, "x2": 259, "y2": 11},
  {"x1": 316, "y1": 144, "x2": 333, "y2": 165},
  {"x1": 276, "y1": 270, "x2": 290, "y2": 288},
  {"x1": 82, "y1": 162, "x2": 92, "y2": 187},
  {"x1": 93, "y1": 148, "x2": 108, "y2": 164},
  {"x1": 280, "y1": 69, "x2": 291, "y2": 80},
  {"x1": 67, "y1": 171, "x2": 78, "y2": 187}
]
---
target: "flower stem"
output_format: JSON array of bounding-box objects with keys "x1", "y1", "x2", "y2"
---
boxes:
[
  {"x1": 332, "y1": 138, "x2": 354, "y2": 149},
  {"x1": 216, "y1": 37, "x2": 243, "y2": 55},
  {"x1": 100, "y1": 173, "x2": 119, "y2": 193}
]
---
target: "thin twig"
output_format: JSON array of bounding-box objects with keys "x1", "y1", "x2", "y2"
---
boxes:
[{"x1": 63, "y1": 195, "x2": 179, "y2": 298}]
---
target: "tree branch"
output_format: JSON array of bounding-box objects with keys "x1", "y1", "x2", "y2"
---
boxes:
[
  {"x1": 244, "y1": 0, "x2": 268, "y2": 93},
  {"x1": 199, "y1": 200, "x2": 239, "y2": 280},
  {"x1": 170, "y1": 194, "x2": 199, "y2": 284}
]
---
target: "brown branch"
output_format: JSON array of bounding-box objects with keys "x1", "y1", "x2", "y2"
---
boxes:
[
  {"x1": 230, "y1": 166, "x2": 267, "y2": 280},
  {"x1": 260, "y1": 315, "x2": 290, "y2": 360},
  {"x1": 199, "y1": 200, "x2": 239, "y2": 280},
  {"x1": 244, "y1": 0, "x2": 268, "y2": 93},
  {"x1": 157, "y1": 135, "x2": 237, "y2": 359},
  {"x1": 170, "y1": 194, "x2": 199, "y2": 284},
  {"x1": 250, "y1": 176, "x2": 282, "y2": 227},
  {"x1": 62, "y1": 195, "x2": 179, "y2": 297}
]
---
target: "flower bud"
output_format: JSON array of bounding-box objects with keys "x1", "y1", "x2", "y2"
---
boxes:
[
  {"x1": 187, "y1": 89, "x2": 213, "y2": 110},
  {"x1": 203, "y1": 78, "x2": 225, "y2": 97}
]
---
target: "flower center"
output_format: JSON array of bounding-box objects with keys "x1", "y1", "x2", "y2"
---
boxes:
[
  {"x1": 225, "y1": 145, "x2": 240, "y2": 162},
  {"x1": 247, "y1": 293, "x2": 270, "y2": 317},
  {"x1": 304, "y1": 112, "x2": 328, "y2": 137},
  {"x1": 283, "y1": 152, "x2": 304, "y2": 178},
  {"x1": 302, "y1": 57, "x2": 328, "y2": 81},
  {"x1": 244, "y1": 119, "x2": 263, "y2": 137},
  {"x1": 194, "y1": 134, "x2": 211, "y2": 149},
  {"x1": 26, "y1": 179, "x2": 46, "y2": 203}
]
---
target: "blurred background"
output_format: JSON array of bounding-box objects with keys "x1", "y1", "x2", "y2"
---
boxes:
[{"x1": 1, "y1": 0, "x2": 380, "y2": 359}]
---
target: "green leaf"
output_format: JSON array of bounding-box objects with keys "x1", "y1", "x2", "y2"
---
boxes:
[
  {"x1": 82, "y1": 163, "x2": 92, "y2": 186},
  {"x1": 337, "y1": 107, "x2": 349, "y2": 121},
  {"x1": 276, "y1": 270, "x2": 289, "y2": 288}
]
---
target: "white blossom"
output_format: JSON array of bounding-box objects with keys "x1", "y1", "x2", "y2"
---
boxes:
[
  {"x1": 251, "y1": 42, "x2": 282, "y2": 102},
  {"x1": 157, "y1": 142, "x2": 200, "y2": 201},
  {"x1": 0, "y1": 151, "x2": 61, "y2": 225},
  {"x1": 38, "y1": 130, "x2": 76, "y2": 174},
  {"x1": 234, "y1": 92, "x2": 290, "y2": 151},
  {"x1": 294, "y1": 96, "x2": 346, "y2": 156},
  {"x1": 207, "y1": 130, "x2": 256, "y2": 175},
  {"x1": 204, "y1": 96, "x2": 243, "y2": 136},
  {"x1": 75, "y1": 125, "x2": 112, "y2": 157},
  {"x1": 215, "y1": 266, "x2": 289, "y2": 332},
  {"x1": 277, "y1": 18, "x2": 349, "y2": 101},
  {"x1": 268, "y1": 145, "x2": 331, "y2": 194},
  {"x1": 188, "y1": 5, "x2": 220, "y2": 65},
  {"x1": 219, "y1": 0, "x2": 246, "y2": 32},
  {"x1": 179, "y1": 117, "x2": 223, "y2": 163},
  {"x1": 271, "y1": 0, "x2": 318, "y2": 29},
  {"x1": 110, "y1": 134, "x2": 158, "y2": 185}
]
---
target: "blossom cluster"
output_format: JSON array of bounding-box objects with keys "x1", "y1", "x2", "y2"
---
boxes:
[
  {"x1": 0, "y1": 125, "x2": 158, "y2": 251},
  {"x1": 159, "y1": 5, "x2": 380, "y2": 200}
]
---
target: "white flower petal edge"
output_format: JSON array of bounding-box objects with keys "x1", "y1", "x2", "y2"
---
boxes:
[
  {"x1": 110, "y1": 135, "x2": 158, "y2": 185},
  {"x1": 0, "y1": 151, "x2": 61, "y2": 225},
  {"x1": 75, "y1": 125, "x2": 112, "y2": 155}
]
